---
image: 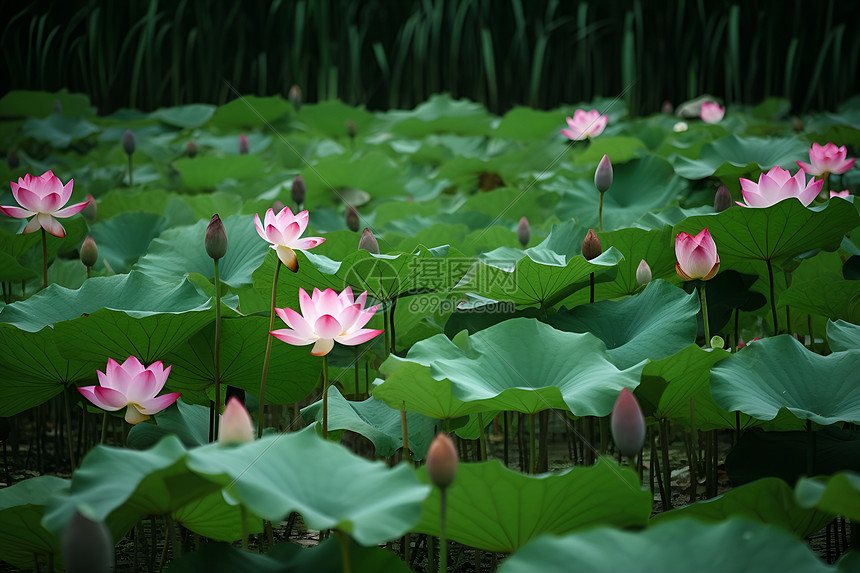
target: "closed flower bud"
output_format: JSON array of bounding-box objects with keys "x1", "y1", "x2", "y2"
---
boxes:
[
  {"x1": 517, "y1": 217, "x2": 530, "y2": 247},
  {"x1": 62, "y1": 508, "x2": 114, "y2": 573},
  {"x1": 219, "y1": 397, "x2": 255, "y2": 446},
  {"x1": 7, "y1": 150, "x2": 19, "y2": 169},
  {"x1": 291, "y1": 175, "x2": 306, "y2": 206},
  {"x1": 594, "y1": 155, "x2": 613, "y2": 193},
  {"x1": 122, "y1": 130, "x2": 136, "y2": 156},
  {"x1": 289, "y1": 85, "x2": 302, "y2": 112},
  {"x1": 358, "y1": 228, "x2": 380, "y2": 254},
  {"x1": 582, "y1": 229, "x2": 602, "y2": 261},
  {"x1": 186, "y1": 141, "x2": 198, "y2": 158},
  {"x1": 610, "y1": 388, "x2": 646, "y2": 458},
  {"x1": 636, "y1": 259, "x2": 651, "y2": 286},
  {"x1": 272, "y1": 199, "x2": 285, "y2": 213},
  {"x1": 80, "y1": 236, "x2": 98, "y2": 268},
  {"x1": 426, "y1": 433, "x2": 458, "y2": 490},
  {"x1": 346, "y1": 119, "x2": 357, "y2": 139},
  {"x1": 714, "y1": 185, "x2": 732, "y2": 213},
  {"x1": 345, "y1": 205, "x2": 360, "y2": 232},
  {"x1": 238, "y1": 134, "x2": 250, "y2": 154},
  {"x1": 661, "y1": 100, "x2": 674, "y2": 114},
  {"x1": 205, "y1": 214, "x2": 228, "y2": 260},
  {"x1": 81, "y1": 194, "x2": 97, "y2": 222}
]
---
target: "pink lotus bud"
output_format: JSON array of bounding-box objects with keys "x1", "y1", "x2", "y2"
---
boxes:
[
  {"x1": 700, "y1": 102, "x2": 725, "y2": 124},
  {"x1": 594, "y1": 154, "x2": 613, "y2": 193},
  {"x1": 81, "y1": 194, "x2": 98, "y2": 222},
  {"x1": 62, "y1": 508, "x2": 114, "y2": 573},
  {"x1": 205, "y1": 214, "x2": 228, "y2": 260},
  {"x1": 358, "y1": 228, "x2": 379, "y2": 254},
  {"x1": 346, "y1": 119, "x2": 357, "y2": 139},
  {"x1": 636, "y1": 260, "x2": 651, "y2": 286},
  {"x1": 345, "y1": 205, "x2": 360, "y2": 232},
  {"x1": 714, "y1": 185, "x2": 732, "y2": 212},
  {"x1": 80, "y1": 236, "x2": 98, "y2": 268},
  {"x1": 122, "y1": 130, "x2": 136, "y2": 156},
  {"x1": 517, "y1": 217, "x2": 531, "y2": 247},
  {"x1": 797, "y1": 142, "x2": 856, "y2": 176},
  {"x1": 661, "y1": 101, "x2": 674, "y2": 114},
  {"x1": 675, "y1": 228, "x2": 720, "y2": 281},
  {"x1": 610, "y1": 388, "x2": 646, "y2": 458},
  {"x1": 582, "y1": 229, "x2": 602, "y2": 261},
  {"x1": 291, "y1": 175, "x2": 306, "y2": 206},
  {"x1": 186, "y1": 141, "x2": 198, "y2": 158},
  {"x1": 238, "y1": 134, "x2": 250, "y2": 154},
  {"x1": 426, "y1": 433, "x2": 458, "y2": 490},
  {"x1": 219, "y1": 397, "x2": 255, "y2": 445},
  {"x1": 561, "y1": 109, "x2": 608, "y2": 140},
  {"x1": 289, "y1": 85, "x2": 302, "y2": 112}
]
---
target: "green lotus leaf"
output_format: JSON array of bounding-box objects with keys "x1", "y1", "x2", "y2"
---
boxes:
[
  {"x1": 373, "y1": 361, "x2": 479, "y2": 421},
  {"x1": 208, "y1": 95, "x2": 291, "y2": 129},
  {"x1": 96, "y1": 188, "x2": 172, "y2": 219},
  {"x1": 497, "y1": 518, "x2": 834, "y2": 573},
  {"x1": 301, "y1": 387, "x2": 441, "y2": 460},
  {"x1": 795, "y1": 472, "x2": 860, "y2": 522},
  {"x1": 827, "y1": 319, "x2": 860, "y2": 352},
  {"x1": 779, "y1": 277, "x2": 860, "y2": 324},
  {"x1": 165, "y1": 536, "x2": 411, "y2": 573},
  {"x1": 0, "y1": 324, "x2": 94, "y2": 416},
  {"x1": 0, "y1": 476, "x2": 68, "y2": 570},
  {"x1": 413, "y1": 459, "x2": 650, "y2": 553},
  {"x1": 150, "y1": 104, "x2": 216, "y2": 128},
  {"x1": 711, "y1": 335, "x2": 860, "y2": 424},
  {"x1": 573, "y1": 136, "x2": 647, "y2": 166},
  {"x1": 547, "y1": 280, "x2": 698, "y2": 369},
  {"x1": 89, "y1": 212, "x2": 167, "y2": 273},
  {"x1": 299, "y1": 152, "x2": 406, "y2": 208},
  {"x1": 494, "y1": 107, "x2": 562, "y2": 139},
  {"x1": 377, "y1": 318, "x2": 643, "y2": 417},
  {"x1": 165, "y1": 311, "x2": 321, "y2": 405},
  {"x1": 0, "y1": 250, "x2": 37, "y2": 282},
  {"x1": 670, "y1": 135, "x2": 810, "y2": 180},
  {"x1": 128, "y1": 400, "x2": 210, "y2": 449},
  {"x1": 173, "y1": 155, "x2": 267, "y2": 191},
  {"x1": 672, "y1": 198, "x2": 860, "y2": 267},
  {"x1": 0, "y1": 89, "x2": 96, "y2": 118},
  {"x1": 384, "y1": 94, "x2": 493, "y2": 136},
  {"x1": 135, "y1": 214, "x2": 268, "y2": 288},
  {"x1": 295, "y1": 100, "x2": 378, "y2": 138},
  {"x1": 21, "y1": 114, "x2": 100, "y2": 148},
  {"x1": 185, "y1": 428, "x2": 430, "y2": 545},
  {"x1": 170, "y1": 488, "x2": 261, "y2": 542},
  {"x1": 652, "y1": 477, "x2": 832, "y2": 538}
]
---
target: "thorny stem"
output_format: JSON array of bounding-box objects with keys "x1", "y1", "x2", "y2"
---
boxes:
[{"x1": 258, "y1": 261, "x2": 281, "y2": 438}]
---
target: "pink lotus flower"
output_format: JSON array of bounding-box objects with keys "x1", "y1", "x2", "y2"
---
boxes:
[
  {"x1": 699, "y1": 102, "x2": 725, "y2": 124},
  {"x1": 271, "y1": 287, "x2": 383, "y2": 356},
  {"x1": 797, "y1": 142, "x2": 856, "y2": 176},
  {"x1": 831, "y1": 190, "x2": 850, "y2": 199},
  {"x1": 219, "y1": 397, "x2": 255, "y2": 445},
  {"x1": 610, "y1": 388, "x2": 645, "y2": 457},
  {"x1": 78, "y1": 357, "x2": 180, "y2": 424},
  {"x1": 736, "y1": 166, "x2": 823, "y2": 208},
  {"x1": 254, "y1": 207, "x2": 325, "y2": 272},
  {"x1": 675, "y1": 228, "x2": 720, "y2": 281},
  {"x1": 0, "y1": 171, "x2": 89, "y2": 238},
  {"x1": 561, "y1": 109, "x2": 608, "y2": 140}
]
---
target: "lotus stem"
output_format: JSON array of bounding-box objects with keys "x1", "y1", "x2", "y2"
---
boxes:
[
  {"x1": 807, "y1": 419, "x2": 816, "y2": 477},
  {"x1": 41, "y1": 228, "x2": 48, "y2": 290},
  {"x1": 699, "y1": 283, "x2": 710, "y2": 346},
  {"x1": 589, "y1": 272, "x2": 595, "y2": 303},
  {"x1": 258, "y1": 261, "x2": 281, "y2": 438},
  {"x1": 401, "y1": 402, "x2": 411, "y2": 464},
  {"x1": 383, "y1": 302, "x2": 391, "y2": 358},
  {"x1": 322, "y1": 354, "x2": 329, "y2": 439},
  {"x1": 212, "y1": 258, "x2": 222, "y2": 442},
  {"x1": 598, "y1": 193, "x2": 604, "y2": 232},
  {"x1": 335, "y1": 530, "x2": 352, "y2": 573},
  {"x1": 478, "y1": 413, "x2": 487, "y2": 461},
  {"x1": 503, "y1": 411, "x2": 509, "y2": 466},
  {"x1": 240, "y1": 506, "x2": 248, "y2": 550},
  {"x1": 660, "y1": 418, "x2": 672, "y2": 509},
  {"x1": 158, "y1": 518, "x2": 171, "y2": 572},
  {"x1": 733, "y1": 309, "x2": 739, "y2": 352},
  {"x1": 63, "y1": 386, "x2": 76, "y2": 471},
  {"x1": 439, "y1": 488, "x2": 448, "y2": 573},
  {"x1": 808, "y1": 315, "x2": 815, "y2": 350},
  {"x1": 100, "y1": 411, "x2": 108, "y2": 445},
  {"x1": 390, "y1": 297, "x2": 397, "y2": 355},
  {"x1": 529, "y1": 413, "x2": 536, "y2": 474},
  {"x1": 688, "y1": 397, "x2": 697, "y2": 503},
  {"x1": 353, "y1": 347, "x2": 360, "y2": 401},
  {"x1": 766, "y1": 258, "x2": 779, "y2": 334}
]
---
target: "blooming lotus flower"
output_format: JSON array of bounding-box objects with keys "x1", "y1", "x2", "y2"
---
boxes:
[
  {"x1": 699, "y1": 102, "x2": 725, "y2": 123},
  {"x1": 254, "y1": 207, "x2": 325, "y2": 272},
  {"x1": 271, "y1": 287, "x2": 383, "y2": 356},
  {"x1": 831, "y1": 190, "x2": 850, "y2": 199},
  {"x1": 797, "y1": 142, "x2": 856, "y2": 176},
  {"x1": 219, "y1": 397, "x2": 255, "y2": 445},
  {"x1": 736, "y1": 166, "x2": 823, "y2": 208},
  {"x1": 78, "y1": 357, "x2": 180, "y2": 424},
  {"x1": 0, "y1": 171, "x2": 89, "y2": 238},
  {"x1": 675, "y1": 228, "x2": 719, "y2": 281},
  {"x1": 561, "y1": 109, "x2": 608, "y2": 140},
  {"x1": 610, "y1": 388, "x2": 646, "y2": 458}
]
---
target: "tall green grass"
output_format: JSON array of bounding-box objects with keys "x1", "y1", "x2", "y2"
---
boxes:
[{"x1": 2, "y1": 0, "x2": 857, "y2": 115}]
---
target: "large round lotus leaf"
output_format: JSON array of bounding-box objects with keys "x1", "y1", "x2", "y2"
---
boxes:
[
  {"x1": 295, "y1": 100, "x2": 378, "y2": 138},
  {"x1": 185, "y1": 428, "x2": 430, "y2": 545},
  {"x1": 208, "y1": 95, "x2": 291, "y2": 129},
  {"x1": 378, "y1": 318, "x2": 644, "y2": 416},
  {"x1": 299, "y1": 152, "x2": 406, "y2": 208},
  {"x1": 127, "y1": 401, "x2": 210, "y2": 449},
  {"x1": 21, "y1": 114, "x2": 100, "y2": 148},
  {"x1": 89, "y1": 212, "x2": 168, "y2": 272},
  {"x1": 301, "y1": 387, "x2": 440, "y2": 460},
  {"x1": 673, "y1": 199, "x2": 860, "y2": 267},
  {"x1": 373, "y1": 361, "x2": 480, "y2": 420},
  {"x1": 494, "y1": 107, "x2": 565, "y2": 139},
  {"x1": 165, "y1": 536, "x2": 411, "y2": 573},
  {"x1": 711, "y1": 335, "x2": 860, "y2": 425},
  {"x1": 0, "y1": 89, "x2": 96, "y2": 118},
  {"x1": 652, "y1": 477, "x2": 832, "y2": 538},
  {"x1": 548, "y1": 280, "x2": 698, "y2": 369},
  {"x1": 413, "y1": 459, "x2": 650, "y2": 553},
  {"x1": 670, "y1": 135, "x2": 809, "y2": 180},
  {"x1": 383, "y1": 94, "x2": 494, "y2": 136},
  {"x1": 150, "y1": 104, "x2": 216, "y2": 128},
  {"x1": 795, "y1": 472, "x2": 860, "y2": 522},
  {"x1": 779, "y1": 277, "x2": 860, "y2": 325},
  {"x1": 173, "y1": 155, "x2": 266, "y2": 191},
  {"x1": 0, "y1": 476, "x2": 68, "y2": 570},
  {"x1": 827, "y1": 319, "x2": 860, "y2": 352},
  {"x1": 497, "y1": 518, "x2": 834, "y2": 573}
]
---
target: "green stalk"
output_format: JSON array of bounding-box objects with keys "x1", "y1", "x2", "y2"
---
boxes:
[
  {"x1": 353, "y1": 347, "x2": 359, "y2": 401},
  {"x1": 383, "y1": 301, "x2": 391, "y2": 358},
  {"x1": 212, "y1": 258, "x2": 222, "y2": 442},
  {"x1": 322, "y1": 354, "x2": 330, "y2": 439},
  {"x1": 439, "y1": 488, "x2": 448, "y2": 573},
  {"x1": 335, "y1": 530, "x2": 352, "y2": 573},
  {"x1": 589, "y1": 272, "x2": 595, "y2": 303},
  {"x1": 400, "y1": 402, "x2": 411, "y2": 464},
  {"x1": 598, "y1": 193, "x2": 604, "y2": 231},
  {"x1": 700, "y1": 283, "x2": 710, "y2": 346},
  {"x1": 41, "y1": 228, "x2": 48, "y2": 290},
  {"x1": 128, "y1": 154, "x2": 133, "y2": 186},
  {"x1": 766, "y1": 258, "x2": 779, "y2": 334},
  {"x1": 100, "y1": 411, "x2": 108, "y2": 444},
  {"x1": 529, "y1": 413, "x2": 536, "y2": 474},
  {"x1": 258, "y1": 261, "x2": 281, "y2": 438},
  {"x1": 240, "y1": 506, "x2": 248, "y2": 550},
  {"x1": 477, "y1": 413, "x2": 487, "y2": 461},
  {"x1": 63, "y1": 386, "x2": 76, "y2": 471}
]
